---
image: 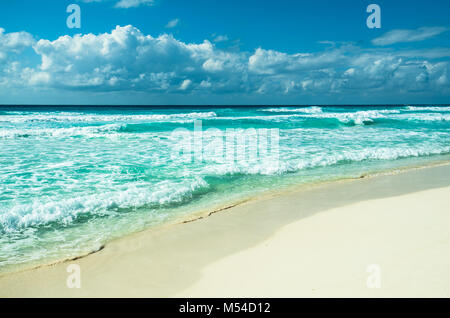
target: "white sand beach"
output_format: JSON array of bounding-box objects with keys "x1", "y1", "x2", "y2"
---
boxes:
[{"x1": 1, "y1": 164, "x2": 449, "y2": 297}]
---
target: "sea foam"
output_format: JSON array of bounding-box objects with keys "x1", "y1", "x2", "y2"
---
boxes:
[{"x1": 0, "y1": 178, "x2": 209, "y2": 232}]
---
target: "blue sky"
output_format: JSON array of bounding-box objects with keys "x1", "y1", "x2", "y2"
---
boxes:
[{"x1": 0, "y1": 0, "x2": 449, "y2": 104}]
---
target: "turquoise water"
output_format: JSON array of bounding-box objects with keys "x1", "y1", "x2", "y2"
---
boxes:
[{"x1": 0, "y1": 105, "x2": 449, "y2": 272}]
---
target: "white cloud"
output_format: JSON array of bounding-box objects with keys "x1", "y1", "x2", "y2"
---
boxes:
[
  {"x1": 247, "y1": 46, "x2": 449, "y2": 95},
  {"x1": 0, "y1": 25, "x2": 449, "y2": 100},
  {"x1": 0, "y1": 28, "x2": 35, "y2": 88},
  {"x1": 372, "y1": 27, "x2": 449, "y2": 46},
  {"x1": 114, "y1": 0, "x2": 154, "y2": 8},
  {"x1": 213, "y1": 35, "x2": 228, "y2": 43},
  {"x1": 29, "y1": 72, "x2": 50, "y2": 85},
  {"x1": 0, "y1": 28, "x2": 34, "y2": 55},
  {"x1": 30, "y1": 25, "x2": 245, "y2": 92},
  {"x1": 248, "y1": 48, "x2": 338, "y2": 75},
  {"x1": 165, "y1": 18, "x2": 179, "y2": 29},
  {"x1": 179, "y1": 79, "x2": 191, "y2": 90},
  {"x1": 79, "y1": 0, "x2": 155, "y2": 8},
  {"x1": 203, "y1": 59, "x2": 224, "y2": 72}
]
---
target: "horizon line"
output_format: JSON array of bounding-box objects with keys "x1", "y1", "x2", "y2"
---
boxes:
[{"x1": 1, "y1": 104, "x2": 450, "y2": 107}]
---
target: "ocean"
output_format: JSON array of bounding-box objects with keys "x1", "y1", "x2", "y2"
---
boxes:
[{"x1": 0, "y1": 105, "x2": 449, "y2": 272}]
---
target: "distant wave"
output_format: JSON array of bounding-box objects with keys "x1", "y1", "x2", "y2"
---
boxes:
[
  {"x1": 277, "y1": 110, "x2": 448, "y2": 125},
  {"x1": 257, "y1": 107, "x2": 450, "y2": 125},
  {"x1": 225, "y1": 109, "x2": 400, "y2": 125},
  {"x1": 406, "y1": 106, "x2": 450, "y2": 112},
  {"x1": 0, "y1": 124, "x2": 124, "y2": 139},
  {"x1": 396, "y1": 113, "x2": 450, "y2": 122},
  {"x1": 2, "y1": 109, "x2": 448, "y2": 140},
  {"x1": 0, "y1": 111, "x2": 217, "y2": 124},
  {"x1": 302, "y1": 110, "x2": 401, "y2": 125},
  {"x1": 260, "y1": 106, "x2": 323, "y2": 114},
  {"x1": 187, "y1": 109, "x2": 448, "y2": 127}
]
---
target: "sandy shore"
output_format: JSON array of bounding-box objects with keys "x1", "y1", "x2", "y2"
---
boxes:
[{"x1": 1, "y1": 164, "x2": 449, "y2": 297}]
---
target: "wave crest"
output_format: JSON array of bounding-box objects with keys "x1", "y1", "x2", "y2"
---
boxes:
[
  {"x1": 260, "y1": 106, "x2": 323, "y2": 114},
  {"x1": 0, "y1": 178, "x2": 209, "y2": 232},
  {"x1": 0, "y1": 111, "x2": 217, "y2": 124}
]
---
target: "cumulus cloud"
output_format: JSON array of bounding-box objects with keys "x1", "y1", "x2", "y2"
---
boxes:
[
  {"x1": 30, "y1": 25, "x2": 246, "y2": 93},
  {"x1": 372, "y1": 27, "x2": 449, "y2": 46},
  {"x1": 0, "y1": 28, "x2": 34, "y2": 56},
  {"x1": 0, "y1": 25, "x2": 449, "y2": 100},
  {"x1": 165, "y1": 18, "x2": 179, "y2": 29},
  {"x1": 247, "y1": 45, "x2": 449, "y2": 95},
  {"x1": 0, "y1": 28, "x2": 35, "y2": 88}
]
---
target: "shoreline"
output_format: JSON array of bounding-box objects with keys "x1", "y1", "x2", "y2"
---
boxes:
[
  {"x1": 0, "y1": 163, "x2": 449, "y2": 297},
  {"x1": 2, "y1": 158, "x2": 449, "y2": 276}
]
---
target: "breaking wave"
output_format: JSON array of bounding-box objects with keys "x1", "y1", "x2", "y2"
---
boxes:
[
  {"x1": 0, "y1": 178, "x2": 209, "y2": 232},
  {"x1": 406, "y1": 106, "x2": 450, "y2": 112},
  {"x1": 260, "y1": 106, "x2": 323, "y2": 114},
  {"x1": 203, "y1": 145, "x2": 450, "y2": 176},
  {"x1": 0, "y1": 124, "x2": 124, "y2": 139},
  {"x1": 0, "y1": 111, "x2": 217, "y2": 124}
]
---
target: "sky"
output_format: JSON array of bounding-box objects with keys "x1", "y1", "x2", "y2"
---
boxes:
[{"x1": 0, "y1": 0, "x2": 449, "y2": 105}]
